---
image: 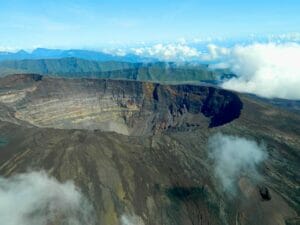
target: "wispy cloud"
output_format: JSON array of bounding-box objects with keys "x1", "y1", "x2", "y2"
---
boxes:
[
  {"x1": 0, "y1": 171, "x2": 96, "y2": 225},
  {"x1": 121, "y1": 214, "x2": 144, "y2": 225},
  {"x1": 208, "y1": 133, "x2": 267, "y2": 195},
  {"x1": 132, "y1": 43, "x2": 200, "y2": 61}
]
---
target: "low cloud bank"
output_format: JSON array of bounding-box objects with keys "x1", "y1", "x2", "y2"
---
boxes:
[
  {"x1": 206, "y1": 42, "x2": 300, "y2": 100},
  {"x1": 131, "y1": 41, "x2": 300, "y2": 100},
  {"x1": 132, "y1": 43, "x2": 200, "y2": 61},
  {"x1": 208, "y1": 133, "x2": 267, "y2": 194},
  {"x1": 0, "y1": 171, "x2": 95, "y2": 225}
]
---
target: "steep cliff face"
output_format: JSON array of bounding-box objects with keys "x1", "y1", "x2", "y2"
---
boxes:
[
  {"x1": 0, "y1": 74, "x2": 242, "y2": 135},
  {"x1": 0, "y1": 74, "x2": 299, "y2": 225}
]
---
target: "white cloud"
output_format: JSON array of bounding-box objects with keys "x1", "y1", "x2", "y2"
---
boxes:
[
  {"x1": 0, "y1": 46, "x2": 21, "y2": 52},
  {"x1": 268, "y1": 32, "x2": 300, "y2": 43},
  {"x1": 121, "y1": 214, "x2": 144, "y2": 225},
  {"x1": 200, "y1": 44, "x2": 229, "y2": 61},
  {"x1": 132, "y1": 43, "x2": 201, "y2": 61},
  {"x1": 0, "y1": 171, "x2": 95, "y2": 225},
  {"x1": 205, "y1": 42, "x2": 300, "y2": 99},
  {"x1": 208, "y1": 133, "x2": 267, "y2": 195}
]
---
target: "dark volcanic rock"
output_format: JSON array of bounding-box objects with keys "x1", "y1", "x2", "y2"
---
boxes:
[
  {"x1": 31, "y1": 73, "x2": 43, "y2": 81},
  {"x1": 259, "y1": 186, "x2": 272, "y2": 201}
]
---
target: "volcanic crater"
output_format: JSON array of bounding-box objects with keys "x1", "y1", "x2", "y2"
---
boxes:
[{"x1": 0, "y1": 74, "x2": 243, "y2": 135}]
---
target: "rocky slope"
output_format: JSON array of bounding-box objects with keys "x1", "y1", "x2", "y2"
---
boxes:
[{"x1": 0, "y1": 74, "x2": 299, "y2": 225}]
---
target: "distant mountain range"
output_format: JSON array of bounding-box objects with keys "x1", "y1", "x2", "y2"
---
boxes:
[
  {"x1": 0, "y1": 48, "x2": 237, "y2": 83},
  {"x1": 0, "y1": 57, "x2": 231, "y2": 83},
  {"x1": 0, "y1": 48, "x2": 155, "y2": 62}
]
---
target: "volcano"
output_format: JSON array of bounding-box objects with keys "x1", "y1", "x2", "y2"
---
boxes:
[{"x1": 0, "y1": 74, "x2": 299, "y2": 225}]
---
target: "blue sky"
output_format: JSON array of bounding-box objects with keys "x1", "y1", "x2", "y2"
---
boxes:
[{"x1": 0, "y1": 0, "x2": 299, "y2": 49}]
